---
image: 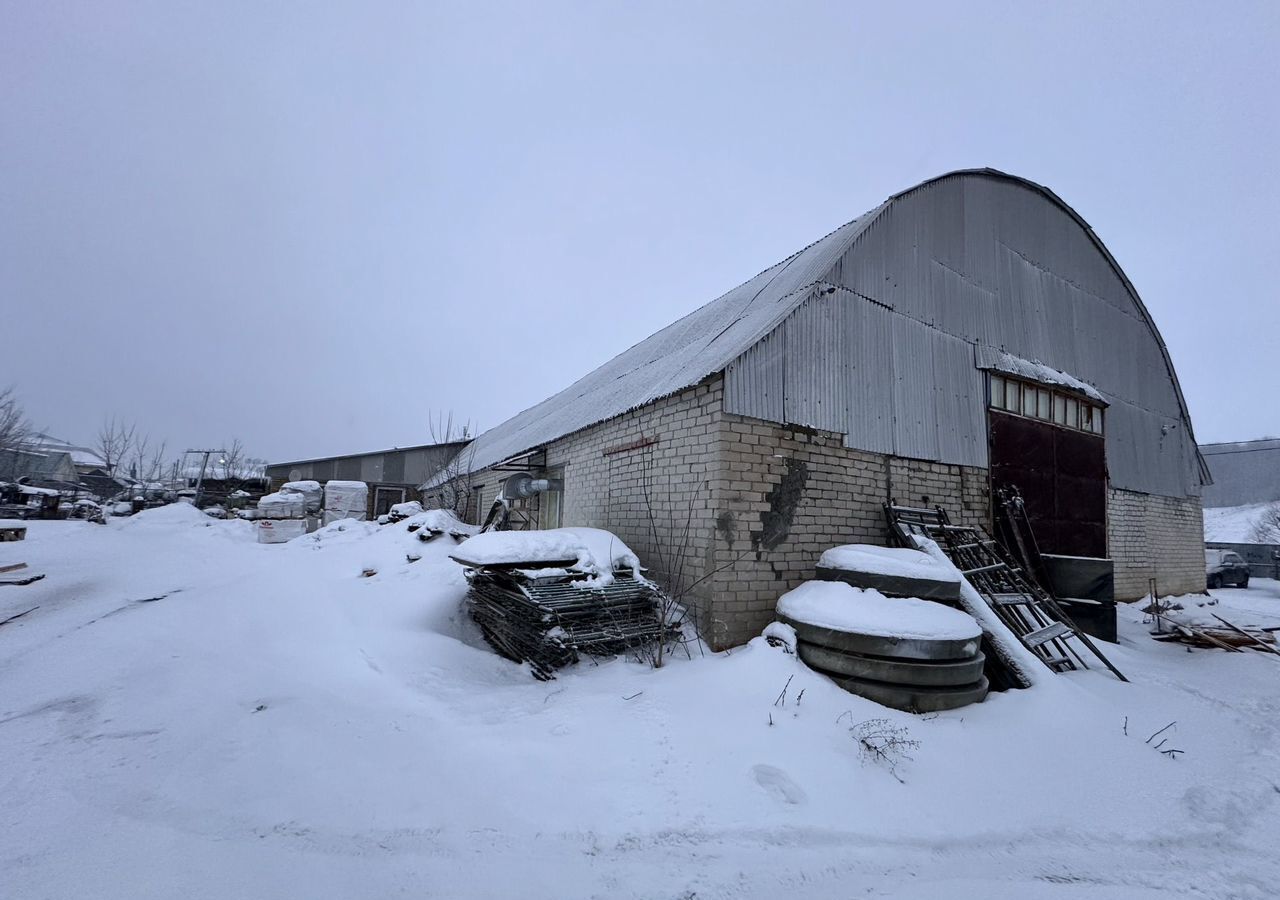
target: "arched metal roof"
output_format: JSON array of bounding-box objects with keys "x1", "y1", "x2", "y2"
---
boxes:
[{"x1": 426, "y1": 169, "x2": 1207, "y2": 490}]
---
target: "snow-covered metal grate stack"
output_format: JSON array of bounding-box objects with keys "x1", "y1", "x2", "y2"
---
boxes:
[
  {"x1": 451, "y1": 528, "x2": 672, "y2": 680},
  {"x1": 464, "y1": 568, "x2": 669, "y2": 679}
]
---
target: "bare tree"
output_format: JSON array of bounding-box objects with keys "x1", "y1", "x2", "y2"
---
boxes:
[
  {"x1": 144, "y1": 441, "x2": 170, "y2": 484},
  {"x1": 218, "y1": 439, "x2": 245, "y2": 480},
  {"x1": 428, "y1": 410, "x2": 472, "y2": 444},
  {"x1": 1248, "y1": 501, "x2": 1280, "y2": 544},
  {"x1": 0, "y1": 387, "x2": 32, "y2": 481},
  {"x1": 0, "y1": 387, "x2": 31, "y2": 451},
  {"x1": 632, "y1": 445, "x2": 755, "y2": 668},
  {"x1": 95, "y1": 417, "x2": 136, "y2": 477},
  {"x1": 425, "y1": 410, "x2": 476, "y2": 519},
  {"x1": 124, "y1": 433, "x2": 151, "y2": 484}
]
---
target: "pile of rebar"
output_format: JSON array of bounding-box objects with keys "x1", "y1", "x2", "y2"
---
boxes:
[{"x1": 463, "y1": 565, "x2": 671, "y2": 679}]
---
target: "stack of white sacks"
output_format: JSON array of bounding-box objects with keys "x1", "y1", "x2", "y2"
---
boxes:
[
  {"x1": 280, "y1": 480, "x2": 323, "y2": 513},
  {"x1": 247, "y1": 479, "x2": 369, "y2": 542},
  {"x1": 322, "y1": 480, "x2": 368, "y2": 526},
  {"x1": 249, "y1": 480, "x2": 323, "y2": 543}
]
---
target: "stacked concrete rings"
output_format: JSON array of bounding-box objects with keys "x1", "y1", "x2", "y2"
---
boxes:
[{"x1": 780, "y1": 615, "x2": 989, "y2": 713}]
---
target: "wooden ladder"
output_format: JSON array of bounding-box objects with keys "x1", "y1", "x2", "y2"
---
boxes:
[{"x1": 885, "y1": 502, "x2": 1127, "y2": 682}]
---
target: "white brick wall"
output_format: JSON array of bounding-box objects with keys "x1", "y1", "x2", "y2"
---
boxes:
[
  {"x1": 543, "y1": 379, "x2": 723, "y2": 613},
  {"x1": 430, "y1": 377, "x2": 1206, "y2": 649},
  {"x1": 707, "y1": 414, "x2": 991, "y2": 648},
  {"x1": 444, "y1": 379, "x2": 725, "y2": 619},
  {"x1": 1108, "y1": 488, "x2": 1205, "y2": 599}
]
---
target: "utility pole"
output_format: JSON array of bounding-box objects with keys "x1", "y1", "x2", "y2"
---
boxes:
[{"x1": 183, "y1": 448, "x2": 228, "y2": 508}]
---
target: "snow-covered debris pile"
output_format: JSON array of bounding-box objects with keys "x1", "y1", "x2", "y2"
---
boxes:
[
  {"x1": 451, "y1": 528, "x2": 669, "y2": 680},
  {"x1": 777, "y1": 580, "x2": 988, "y2": 713},
  {"x1": 377, "y1": 500, "x2": 424, "y2": 524},
  {"x1": 816, "y1": 544, "x2": 961, "y2": 601},
  {"x1": 406, "y1": 509, "x2": 480, "y2": 542}
]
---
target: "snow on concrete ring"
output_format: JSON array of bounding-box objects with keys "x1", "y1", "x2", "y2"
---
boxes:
[{"x1": 815, "y1": 544, "x2": 961, "y2": 602}]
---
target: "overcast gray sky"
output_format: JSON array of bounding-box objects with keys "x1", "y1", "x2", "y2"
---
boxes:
[{"x1": 3, "y1": 1, "x2": 1276, "y2": 462}]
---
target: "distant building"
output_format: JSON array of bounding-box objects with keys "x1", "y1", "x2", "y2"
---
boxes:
[
  {"x1": 424, "y1": 169, "x2": 1209, "y2": 648},
  {"x1": 24, "y1": 433, "x2": 111, "y2": 476},
  {"x1": 1, "y1": 433, "x2": 124, "y2": 499},
  {"x1": 0, "y1": 446, "x2": 78, "y2": 484},
  {"x1": 1199, "y1": 439, "x2": 1280, "y2": 508},
  {"x1": 1200, "y1": 439, "x2": 1280, "y2": 578},
  {"x1": 266, "y1": 442, "x2": 468, "y2": 518}
]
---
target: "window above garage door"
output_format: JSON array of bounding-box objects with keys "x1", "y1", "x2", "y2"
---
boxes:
[
  {"x1": 987, "y1": 371, "x2": 1108, "y2": 559},
  {"x1": 988, "y1": 373, "x2": 1105, "y2": 435}
]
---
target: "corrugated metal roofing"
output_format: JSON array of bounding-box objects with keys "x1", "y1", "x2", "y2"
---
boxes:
[
  {"x1": 725, "y1": 171, "x2": 1206, "y2": 496},
  {"x1": 428, "y1": 169, "x2": 1207, "y2": 498},
  {"x1": 1200, "y1": 440, "x2": 1280, "y2": 507},
  {"x1": 425, "y1": 209, "x2": 883, "y2": 487}
]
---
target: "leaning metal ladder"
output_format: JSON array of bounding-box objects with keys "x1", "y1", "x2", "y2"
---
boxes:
[{"x1": 885, "y1": 502, "x2": 1127, "y2": 682}]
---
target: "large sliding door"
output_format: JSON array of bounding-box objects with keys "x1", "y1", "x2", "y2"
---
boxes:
[{"x1": 986, "y1": 373, "x2": 1108, "y2": 559}]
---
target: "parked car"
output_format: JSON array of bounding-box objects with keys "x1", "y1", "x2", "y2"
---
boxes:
[{"x1": 1205, "y1": 549, "x2": 1250, "y2": 589}]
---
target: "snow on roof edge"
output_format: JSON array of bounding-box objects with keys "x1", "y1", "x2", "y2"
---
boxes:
[
  {"x1": 422, "y1": 208, "x2": 886, "y2": 489},
  {"x1": 981, "y1": 350, "x2": 1106, "y2": 403}
]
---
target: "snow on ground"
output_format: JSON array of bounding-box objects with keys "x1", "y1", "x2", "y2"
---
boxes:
[
  {"x1": 2, "y1": 510, "x2": 1279, "y2": 899},
  {"x1": 1156, "y1": 577, "x2": 1280, "y2": 632},
  {"x1": 1203, "y1": 502, "x2": 1277, "y2": 543}
]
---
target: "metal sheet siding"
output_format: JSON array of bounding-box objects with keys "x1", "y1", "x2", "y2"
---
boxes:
[
  {"x1": 1200, "y1": 440, "x2": 1280, "y2": 507},
  {"x1": 465, "y1": 169, "x2": 1201, "y2": 499},
  {"x1": 818, "y1": 174, "x2": 1198, "y2": 496},
  {"x1": 889, "y1": 315, "x2": 938, "y2": 461},
  {"x1": 932, "y1": 334, "x2": 987, "y2": 467},
  {"x1": 359, "y1": 455, "x2": 384, "y2": 483},
  {"x1": 846, "y1": 300, "x2": 895, "y2": 455},
  {"x1": 726, "y1": 172, "x2": 1197, "y2": 495},
  {"x1": 428, "y1": 211, "x2": 881, "y2": 487},
  {"x1": 725, "y1": 292, "x2": 986, "y2": 467},
  {"x1": 725, "y1": 332, "x2": 784, "y2": 422},
  {"x1": 402, "y1": 450, "x2": 428, "y2": 486},
  {"x1": 782, "y1": 293, "x2": 848, "y2": 433},
  {"x1": 382, "y1": 452, "x2": 405, "y2": 483}
]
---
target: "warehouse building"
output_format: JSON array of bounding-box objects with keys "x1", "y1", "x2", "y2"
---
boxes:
[
  {"x1": 267, "y1": 441, "x2": 467, "y2": 519},
  {"x1": 425, "y1": 169, "x2": 1209, "y2": 648},
  {"x1": 1199, "y1": 439, "x2": 1280, "y2": 508},
  {"x1": 1200, "y1": 439, "x2": 1280, "y2": 578}
]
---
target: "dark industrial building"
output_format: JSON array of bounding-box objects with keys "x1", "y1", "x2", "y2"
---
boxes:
[
  {"x1": 1200, "y1": 439, "x2": 1280, "y2": 578},
  {"x1": 267, "y1": 442, "x2": 467, "y2": 518},
  {"x1": 1199, "y1": 439, "x2": 1280, "y2": 508}
]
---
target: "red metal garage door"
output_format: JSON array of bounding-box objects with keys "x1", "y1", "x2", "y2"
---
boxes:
[{"x1": 988, "y1": 410, "x2": 1107, "y2": 558}]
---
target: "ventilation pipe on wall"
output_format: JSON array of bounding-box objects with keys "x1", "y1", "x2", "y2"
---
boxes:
[{"x1": 501, "y1": 472, "x2": 561, "y2": 501}]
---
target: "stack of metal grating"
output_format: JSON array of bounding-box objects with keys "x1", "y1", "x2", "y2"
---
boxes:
[{"x1": 463, "y1": 564, "x2": 672, "y2": 680}]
